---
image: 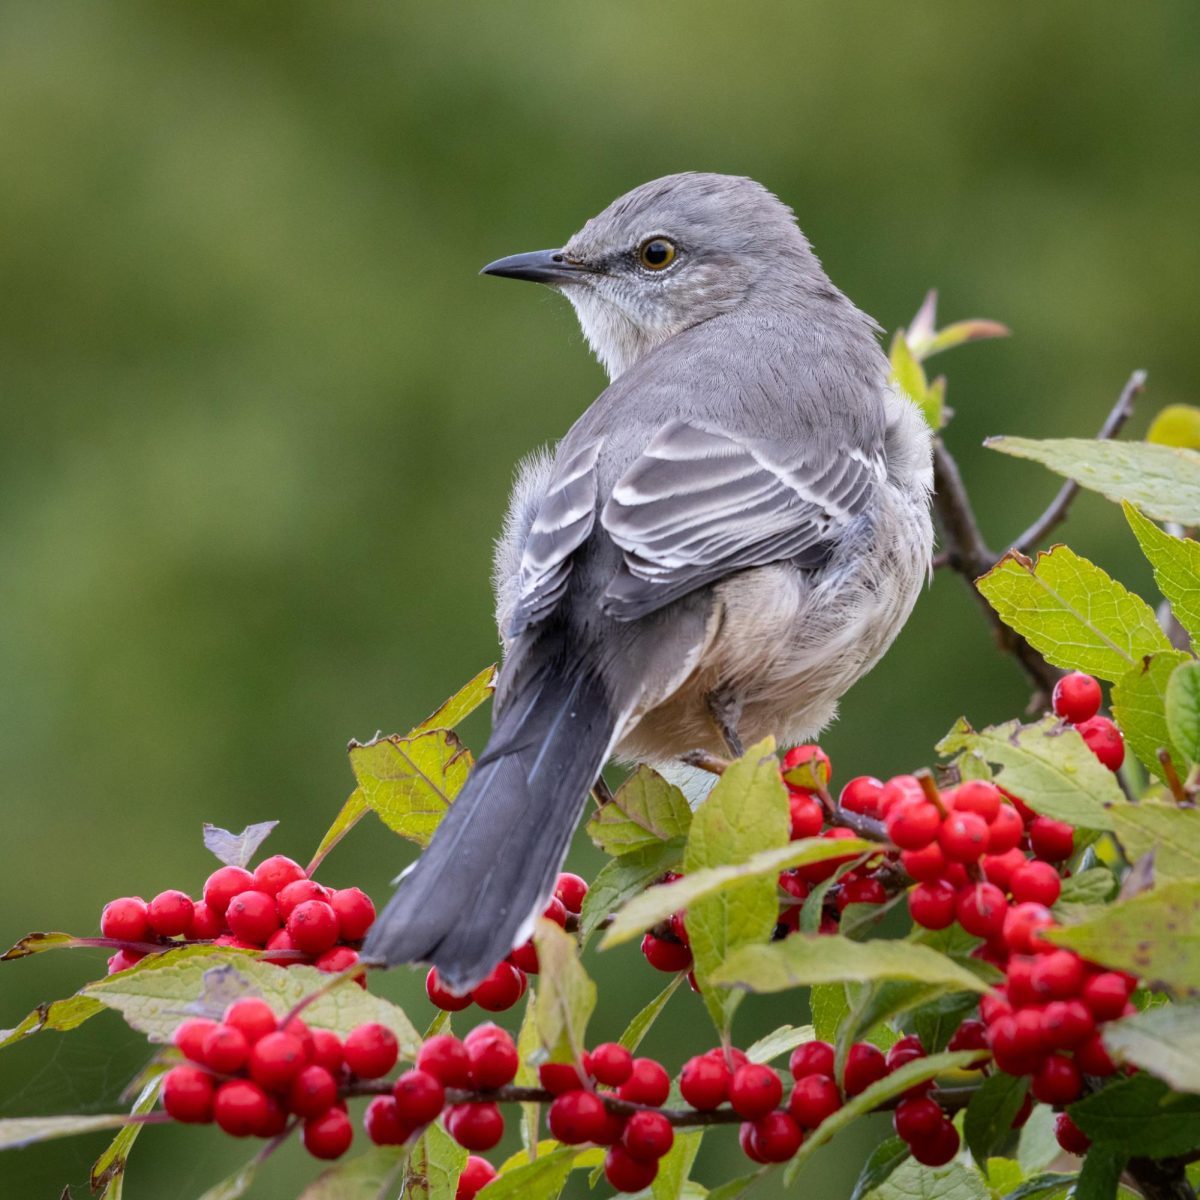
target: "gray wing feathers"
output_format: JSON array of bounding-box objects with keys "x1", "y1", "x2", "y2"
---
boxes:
[{"x1": 600, "y1": 419, "x2": 880, "y2": 621}]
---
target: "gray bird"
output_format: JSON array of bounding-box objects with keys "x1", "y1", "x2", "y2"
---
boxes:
[{"x1": 363, "y1": 173, "x2": 933, "y2": 989}]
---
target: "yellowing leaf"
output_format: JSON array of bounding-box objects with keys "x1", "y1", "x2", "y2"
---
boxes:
[
  {"x1": 532, "y1": 920, "x2": 595, "y2": 1063},
  {"x1": 413, "y1": 664, "x2": 497, "y2": 733},
  {"x1": 890, "y1": 330, "x2": 939, "y2": 429},
  {"x1": 91, "y1": 1070, "x2": 166, "y2": 1199},
  {"x1": 1147, "y1": 404, "x2": 1200, "y2": 450},
  {"x1": 1110, "y1": 800, "x2": 1200, "y2": 882},
  {"x1": 405, "y1": 1122, "x2": 467, "y2": 1200},
  {"x1": 0, "y1": 994, "x2": 105, "y2": 1051},
  {"x1": 977, "y1": 546, "x2": 1170, "y2": 681},
  {"x1": 587, "y1": 766, "x2": 691, "y2": 855}
]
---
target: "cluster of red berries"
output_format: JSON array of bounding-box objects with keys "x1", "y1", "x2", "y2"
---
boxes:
[
  {"x1": 99, "y1": 854, "x2": 377, "y2": 979},
  {"x1": 161, "y1": 1000, "x2": 398, "y2": 1160},
  {"x1": 1052, "y1": 671, "x2": 1124, "y2": 771},
  {"x1": 425, "y1": 873, "x2": 588, "y2": 1014}
]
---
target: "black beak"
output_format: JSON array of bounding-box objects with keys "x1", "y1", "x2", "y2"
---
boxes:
[{"x1": 479, "y1": 249, "x2": 590, "y2": 285}]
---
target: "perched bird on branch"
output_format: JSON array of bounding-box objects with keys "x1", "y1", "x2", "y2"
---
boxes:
[{"x1": 363, "y1": 173, "x2": 933, "y2": 989}]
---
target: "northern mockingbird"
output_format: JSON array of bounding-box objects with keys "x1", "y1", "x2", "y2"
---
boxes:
[{"x1": 363, "y1": 173, "x2": 933, "y2": 988}]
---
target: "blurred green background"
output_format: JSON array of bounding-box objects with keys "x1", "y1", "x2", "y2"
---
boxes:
[{"x1": 1, "y1": 2, "x2": 1197, "y2": 1196}]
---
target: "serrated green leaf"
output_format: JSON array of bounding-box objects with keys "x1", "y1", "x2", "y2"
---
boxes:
[
  {"x1": 850, "y1": 1136, "x2": 909, "y2": 1200},
  {"x1": 1166, "y1": 659, "x2": 1200, "y2": 766},
  {"x1": 1045, "y1": 880, "x2": 1200, "y2": 993},
  {"x1": 783, "y1": 1051, "x2": 987, "y2": 1187},
  {"x1": 976, "y1": 547, "x2": 1170, "y2": 681},
  {"x1": 652, "y1": 1129, "x2": 703, "y2": 1200},
  {"x1": 406, "y1": 1122, "x2": 467, "y2": 1200},
  {"x1": 867, "y1": 1158, "x2": 989, "y2": 1200},
  {"x1": 964, "y1": 1072, "x2": 1029, "y2": 1167},
  {"x1": 745, "y1": 1023, "x2": 814, "y2": 1065},
  {"x1": 0, "y1": 1113, "x2": 131, "y2": 1150},
  {"x1": 483, "y1": 1145, "x2": 578, "y2": 1200},
  {"x1": 1125, "y1": 504, "x2": 1200, "y2": 646},
  {"x1": 811, "y1": 982, "x2": 848, "y2": 1042},
  {"x1": 0, "y1": 993, "x2": 105, "y2": 1050},
  {"x1": 799, "y1": 854, "x2": 871, "y2": 933},
  {"x1": 985, "y1": 1159, "x2": 1024, "y2": 1195},
  {"x1": 1112, "y1": 651, "x2": 1192, "y2": 780},
  {"x1": 1053, "y1": 867, "x2": 1118, "y2": 924},
  {"x1": 587, "y1": 767, "x2": 692, "y2": 856},
  {"x1": 578, "y1": 840, "x2": 685, "y2": 944},
  {"x1": 82, "y1": 951, "x2": 420, "y2": 1054},
  {"x1": 910, "y1": 992, "x2": 985, "y2": 1055},
  {"x1": 602, "y1": 836, "x2": 873, "y2": 949},
  {"x1": 713, "y1": 934, "x2": 990, "y2": 994},
  {"x1": 985, "y1": 436, "x2": 1200, "y2": 526},
  {"x1": 201, "y1": 820, "x2": 278, "y2": 869},
  {"x1": 532, "y1": 920, "x2": 595, "y2": 1063},
  {"x1": 618, "y1": 975, "x2": 683, "y2": 1053},
  {"x1": 298, "y1": 1147, "x2": 408, "y2": 1199},
  {"x1": 1102, "y1": 1002, "x2": 1200, "y2": 1093},
  {"x1": 1074, "y1": 1146, "x2": 1127, "y2": 1200},
  {"x1": 937, "y1": 718, "x2": 1118, "y2": 830},
  {"x1": 842, "y1": 981, "x2": 957, "y2": 1060},
  {"x1": 682, "y1": 739, "x2": 790, "y2": 1033},
  {"x1": 1109, "y1": 800, "x2": 1200, "y2": 882},
  {"x1": 1069, "y1": 1073, "x2": 1200, "y2": 1157},
  {"x1": 91, "y1": 1070, "x2": 165, "y2": 1200},
  {"x1": 413, "y1": 664, "x2": 497, "y2": 734}
]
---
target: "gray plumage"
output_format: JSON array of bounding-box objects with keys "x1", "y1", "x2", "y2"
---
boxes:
[{"x1": 363, "y1": 173, "x2": 934, "y2": 989}]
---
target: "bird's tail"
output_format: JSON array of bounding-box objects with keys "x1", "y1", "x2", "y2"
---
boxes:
[{"x1": 361, "y1": 657, "x2": 619, "y2": 992}]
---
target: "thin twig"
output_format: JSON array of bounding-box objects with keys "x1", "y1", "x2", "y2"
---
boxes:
[{"x1": 680, "y1": 750, "x2": 730, "y2": 776}]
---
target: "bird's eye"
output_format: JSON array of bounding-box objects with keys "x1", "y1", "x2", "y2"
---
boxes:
[{"x1": 638, "y1": 238, "x2": 677, "y2": 270}]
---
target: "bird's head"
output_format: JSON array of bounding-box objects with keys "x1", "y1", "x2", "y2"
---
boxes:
[{"x1": 481, "y1": 172, "x2": 823, "y2": 380}]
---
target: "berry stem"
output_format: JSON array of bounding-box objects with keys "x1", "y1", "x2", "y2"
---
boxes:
[
  {"x1": 679, "y1": 750, "x2": 730, "y2": 776},
  {"x1": 915, "y1": 770, "x2": 948, "y2": 818},
  {"x1": 1157, "y1": 749, "x2": 1192, "y2": 806}
]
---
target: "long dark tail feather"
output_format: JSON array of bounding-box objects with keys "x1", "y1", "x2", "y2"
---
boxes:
[{"x1": 362, "y1": 660, "x2": 618, "y2": 992}]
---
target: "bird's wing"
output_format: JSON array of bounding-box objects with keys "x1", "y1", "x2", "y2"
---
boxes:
[
  {"x1": 600, "y1": 418, "x2": 881, "y2": 621},
  {"x1": 507, "y1": 439, "x2": 602, "y2": 636}
]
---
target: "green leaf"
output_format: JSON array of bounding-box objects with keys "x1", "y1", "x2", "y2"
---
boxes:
[
  {"x1": 82, "y1": 951, "x2": 420, "y2": 1054},
  {"x1": 682, "y1": 739, "x2": 790, "y2": 1033},
  {"x1": 307, "y1": 789, "x2": 370, "y2": 876},
  {"x1": 298, "y1": 1147, "x2": 408, "y2": 1199},
  {"x1": 652, "y1": 1129, "x2": 703, "y2": 1200},
  {"x1": 1110, "y1": 800, "x2": 1200, "y2": 882},
  {"x1": 1002, "y1": 1174, "x2": 1075, "y2": 1200},
  {"x1": 0, "y1": 994, "x2": 105, "y2": 1050},
  {"x1": 91, "y1": 1070, "x2": 165, "y2": 1199},
  {"x1": 1016, "y1": 1107, "x2": 1060, "y2": 1175},
  {"x1": 532, "y1": 920, "x2": 596, "y2": 1063},
  {"x1": 1111, "y1": 651, "x2": 1192, "y2": 780},
  {"x1": 1166, "y1": 659, "x2": 1200, "y2": 766},
  {"x1": 713, "y1": 934, "x2": 990, "y2": 995},
  {"x1": 986, "y1": 1159, "x2": 1024, "y2": 1195},
  {"x1": 587, "y1": 766, "x2": 692, "y2": 856},
  {"x1": 196, "y1": 1158, "x2": 261, "y2": 1200},
  {"x1": 911, "y1": 991, "x2": 986, "y2": 1054},
  {"x1": 483, "y1": 1146, "x2": 578, "y2": 1200},
  {"x1": 405, "y1": 1123, "x2": 467, "y2": 1200},
  {"x1": 1, "y1": 931, "x2": 90, "y2": 960},
  {"x1": 890, "y1": 330, "x2": 939, "y2": 428},
  {"x1": 867, "y1": 1158, "x2": 989, "y2": 1200},
  {"x1": 1073, "y1": 1146, "x2": 1127, "y2": 1200},
  {"x1": 841, "y1": 981, "x2": 956, "y2": 1058},
  {"x1": 0, "y1": 1113, "x2": 132, "y2": 1150},
  {"x1": 800, "y1": 854, "x2": 872, "y2": 933},
  {"x1": 602, "y1": 836, "x2": 874, "y2": 949},
  {"x1": 849, "y1": 1136, "x2": 909, "y2": 1200},
  {"x1": 201, "y1": 820, "x2": 278, "y2": 869},
  {"x1": 781, "y1": 1051, "x2": 989, "y2": 1186},
  {"x1": 514, "y1": 987, "x2": 540, "y2": 1154},
  {"x1": 811, "y1": 982, "x2": 848, "y2": 1042},
  {"x1": 1102, "y1": 1002, "x2": 1200, "y2": 1093},
  {"x1": 703, "y1": 1170, "x2": 766, "y2": 1200},
  {"x1": 745, "y1": 1023, "x2": 814, "y2": 1065},
  {"x1": 348, "y1": 729, "x2": 474, "y2": 848},
  {"x1": 1053, "y1": 867, "x2": 1118, "y2": 923},
  {"x1": 1045, "y1": 880, "x2": 1200, "y2": 993},
  {"x1": 985, "y1": 436, "x2": 1200, "y2": 526},
  {"x1": 964, "y1": 1072, "x2": 1029, "y2": 1167},
  {"x1": 618, "y1": 975, "x2": 684, "y2": 1053},
  {"x1": 578, "y1": 840, "x2": 684, "y2": 944},
  {"x1": 413, "y1": 664, "x2": 497, "y2": 734},
  {"x1": 937, "y1": 717, "x2": 1118, "y2": 830},
  {"x1": 1068, "y1": 1072, "x2": 1200, "y2": 1157},
  {"x1": 976, "y1": 547, "x2": 1170, "y2": 681},
  {"x1": 1125, "y1": 503, "x2": 1200, "y2": 646}
]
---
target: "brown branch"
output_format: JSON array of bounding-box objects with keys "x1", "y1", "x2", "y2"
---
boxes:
[{"x1": 1124, "y1": 1156, "x2": 1198, "y2": 1200}]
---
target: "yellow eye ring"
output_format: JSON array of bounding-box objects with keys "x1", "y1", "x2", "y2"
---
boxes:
[{"x1": 638, "y1": 238, "x2": 677, "y2": 270}]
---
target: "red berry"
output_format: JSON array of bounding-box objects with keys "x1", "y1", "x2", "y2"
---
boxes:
[
  {"x1": 249, "y1": 1031, "x2": 308, "y2": 1090},
  {"x1": 605, "y1": 1145, "x2": 658, "y2": 1192},
  {"x1": 843, "y1": 1043, "x2": 887, "y2": 1096},
  {"x1": 590, "y1": 1042, "x2": 634, "y2": 1087},
  {"x1": 1082, "y1": 972, "x2": 1131, "y2": 1020},
  {"x1": 1055, "y1": 1113, "x2": 1091, "y2": 1155},
  {"x1": 739, "y1": 1120, "x2": 767, "y2": 1163},
  {"x1": 555, "y1": 873, "x2": 588, "y2": 914},
  {"x1": 538, "y1": 1060, "x2": 590, "y2": 1094},
  {"x1": 101, "y1": 897, "x2": 150, "y2": 943},
  {"x1": 1076, "y1": 715, "x2": 1124, "y2": 771},
  {"x1": 252, "y1": 855, "x2": 307, "y2": 897},
  {"x1": 161, "y1": 1065, "x2": 215, "y2": 1123},
  {"x1": 879, "y1": 775, "x2": 924, "y2": 813},
  {"x1": 1032, "y1": 1054, "x2": 1082, "y2": 1105},
  {"x1": 146, "y1": 890, "x2": 194, "y2": 938},
  {"x1": 277, "y1": 879, "x2": 332, "y2": 920},
  {"x1": 1053, "y1": 673, "x2": 1102, "y2": 724},
  {"x1": 310, "y1": 1029, "x2": 344, "y2": 1075},
  {"x1": 315, "y1": 945, "x2": 363, "y2": 979},
  {"x1": 953, "y1": 780, "x2": 1002, "y2": 822},
  {"x1": 938, "y1": 811, "x2": 990, "y2": 862},
  {"x1": 982, "y1": 848, "x2": 1028, "y2": 890},
  {"x1": 287, "y1": 899, "x2": 339, "y2": 955},
  {"x1": 680, "y1": 1054, "x2": 729, "y2": 1110},
  {"x1": 901, "y1": 842, "x2": 948, "y2": 883},
  {"x1": 364, "y1": 1095, "x2": 413, "y2": 1145},
  {"x1": 263, "y1": 928, "x2": 297, "y2": 957},
  {"x1": 219, "y1": 890, "x2": 277, "y2": 946},
  {"x1": 622, "y1": 1109, "x2": 675, "y2": 1161},
  {"x1": 1003, "y1": 902, "x2": 1055, "y2": 955},
  {"x1": 840, "y1": 776, "x2": 883, "y2": 817},
  {"x1": 212, "y1": 934, "x2": 259, "y2": 950},
  {"x1": 548, "y1": 1089, "x2": 609, "y2": 1144},
  {"x1": 728, "y1": 1063, "x2": 783, "y2": 1118},
  {"x1": 185, "y1": 901, "x2": 223, "y2": 940},
  {"x1": 173, "y1": 1017, "x2": 218, "y2": 1065},
  {"x1": 788, "y1": 1073, "x2": 840, "y2": 1128},
  {"x1": 893, "y1": 1096, "x2": 943, "y2": 1142},
  {"x1": 1031, "y1": 950, "x2": 1085, "y2": 1000},
  {"x1": 446, "y1": 1103, "x2": 504, "y2": 1151},
  {"x1": 1029, "y1": 817, "x2": 1075, "y2": 863},
  {"x1": 885, "y1": 1033, "x2": 926, "y2": 1073},
  {"x1": 203, "y1": 866, "x2": 257, "y2": 916},
  {"x1": 1006, "y1": 956, "x2": 1038, "y2": 1008},
  {"x1": 748, "y1": 1111, "x2": 802, "y2": 1162},
  {"x1": 783, "y1": 744, "x2": 831, "y2": 784},
  {"x1": 1075, "y1": 1032, "x2": 1117, "y2": 1076},
  {"x1": 343, "y1": 1023, "x2": 398, "y2": 1079},
  {"x1": 329, "y1": 888, "x2": 376, "y2": 941},
  {"x1": 837, "y1": 876, "x2": 888, "y2": 911},
  {"x1": 224, "y1": 997, "x2": 277, "y2": 1044},
  {"x1": 908, "y1": 880, "x2": 958, "y2": 929},
  {"x1": 988, "y1": 1014, "x2": 1044, "y2": 1076},
  {"x1": 1041, "y1": 1000, "x2": 1095, "y2": 1050},
  {"x1": 987, "y1": 805, "x2": 1026, "y2": 854},
  {"x1": 467, "y1": 961, "x2": 522, "y2": 1011},
  {"x1": 289, "y1": 1064, "x2": 338, "y2": 1117},
  {"x1": 465, "y1": 1027, "x2": 519, "y2": 1089},
  {"x1": 641, "y1": 933, "x2": 693, "y2": 973},
  {"x1": 304, "y1": 1106, "x2": 354, "y2": 1159},
  {"x1": 886, "y1": 801, "x2": 941, "y2": 850},
  {"x1": 392, "y1": 1068, "x2": 446, "y2": 1124},
  {"x1": 955, "y1": 883, "x2": 1009, "y2": 939},
  {"x1": 509, "y1": 940, "x2": 539, "y2": 974},
  {"x1": 457, "y1": 1156, "x2": 498, "y2": 1200},
  {"x1": 419, "y1": 1035, "x2": 473, "y2": 1088},
  {"x1": 1010, "y1": 861, "x2": 1062, "y2": 906},
  {"x1": 214, "y1": 1079, "x2": 270, "y2": 1137},
  {"x1": 203, "y1": 1024, "x2": 250, "y2": 1074},
  {"x1": 948, "y1": 1020, "x2": 989, "y2": 1054},
  {"x1": 618, "y1": 1057, "x2": 671, "y2": 1106},
  {"x1": 909, "y1": 1119, "x2": 960, "y2": 1166},
  {"x1": 788, "y1": 794, "x2": 825, "y2": 840},
  {"x1": 790, "y1": 1040, "x2": 835, "y2": 1080}
]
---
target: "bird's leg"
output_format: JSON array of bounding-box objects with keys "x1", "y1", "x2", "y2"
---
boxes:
[{"x1": 705, "y1": 687, "x2": 745, "y2": 758}]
